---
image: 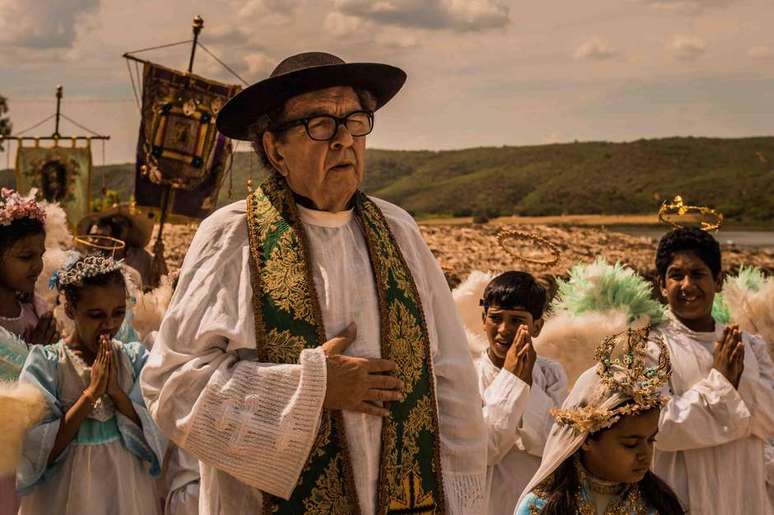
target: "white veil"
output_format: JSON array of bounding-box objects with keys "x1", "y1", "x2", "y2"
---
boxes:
[
  {"x1": 515, "y1": 329, "x2": 671, "y2": 511},
  {"x1": 514, "y1": 365, "x2": 631, "y2": 509}
]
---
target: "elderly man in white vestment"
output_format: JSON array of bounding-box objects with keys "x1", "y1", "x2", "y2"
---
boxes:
[
  {"x1": 650, "y1": 228, "x2": 774, "y2": 515},
  {"x1": 140, "y1": 52, "x2": 487, "y2": 514}
]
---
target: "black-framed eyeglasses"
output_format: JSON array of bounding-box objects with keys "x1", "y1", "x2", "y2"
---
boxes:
[{"x1": 271, "y1": 110, "x2": 374, "y2": 142}]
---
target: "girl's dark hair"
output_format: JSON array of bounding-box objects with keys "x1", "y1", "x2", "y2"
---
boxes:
[
  {"x1": 536, "y1": 452, "x2": 685, "y2": 514},
  {"x1": 535, "y1": 456, "x2": 581, "y2": 514},
  {"x1": 62, "y1": 269, "x2": 126, "y2": 307},
  {"x1": 0, "y1": 218, "x2": 45, "y2": 256}
]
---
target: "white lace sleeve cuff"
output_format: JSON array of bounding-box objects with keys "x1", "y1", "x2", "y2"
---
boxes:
[
  {"x1": 181, "y1": 347, "x2": 326, "y2": 499},
  {"x1": 443, "y1": 466, "x2": 487, "y2": 515}
]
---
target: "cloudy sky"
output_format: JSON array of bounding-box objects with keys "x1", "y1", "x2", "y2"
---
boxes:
[{"x1": 1, "y1": 0, "x2": 773, "y2": 164}]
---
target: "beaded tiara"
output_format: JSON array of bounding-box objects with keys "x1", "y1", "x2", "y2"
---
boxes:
[
  {"x1": 0, "y1": 188, "x2": 46, "y2": 227},
  {"x1": 49, "y1": 252, "x2": 124, "y2": 291},
  {"x1": 550, "y1": 326, "x2": 672, "y2": 434}
]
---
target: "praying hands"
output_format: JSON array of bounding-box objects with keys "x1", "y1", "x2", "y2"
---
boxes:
[
  {"x1": 503, "y1": 324, "x2": 537, "y2": 386},
  {"x1": 713, "y1": 324, "x2": 745, "y2": 389}
]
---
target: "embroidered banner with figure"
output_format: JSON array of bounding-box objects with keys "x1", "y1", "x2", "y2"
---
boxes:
[
  {"x1": 15, "y1": 143, "x2": 92, "y2": 224},
  {"x1": 134, "y1": 61, "x2": 240, "y2": 220}
]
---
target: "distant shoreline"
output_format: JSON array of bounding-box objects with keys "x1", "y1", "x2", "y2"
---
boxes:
[{"x1": 418, "y1": 213, "x2": 774, "y2": 230}]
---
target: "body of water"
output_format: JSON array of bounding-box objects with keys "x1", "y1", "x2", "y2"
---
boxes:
[{"x1": 611, "y1": 226, "x2": 774, "y2": 249}]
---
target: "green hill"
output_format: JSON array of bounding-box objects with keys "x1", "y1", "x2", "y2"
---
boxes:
[{"x1": 3, "y1": 136, "x2": 774, "y2": 224}]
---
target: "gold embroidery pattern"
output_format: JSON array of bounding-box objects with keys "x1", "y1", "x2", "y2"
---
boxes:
[
  {"x1": 311, "y1": 414, "x2": 332, "y2": 460},
  {"x1": 387, "y1": 468, "x2": 435, "y2": 514},
  {"x1": 528, "y1": 474, "x2": 652, "y2": 514},
  {"x1": 264, "y1": 328, "x2": 307, "y2": 364},
  {"x1": 251, "y1": 191, "x2": 281, "y2": 242},
  {"x1": 401, "y1": 396, "x2": 433, "y2": 471},
  {"x1": 303, "y1": 454, "x2": 355, "y2": 515},
  {"x1": 576, "y1": 484, "x2": 649, "y2": 514},
  {"x1": 361, "y1": 200, "x2": 412, "y2": 294},
  {"x1": 379, "y1": 419, "x2": 400, "y2": 496},
  {"x1": 388, "y1": 302, "x2": 424, "y2": 390},
  {"x1": 263, "y1": 230, "x2": 315, "y2": 323}
]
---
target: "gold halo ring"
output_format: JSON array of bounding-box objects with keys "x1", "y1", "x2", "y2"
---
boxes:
[
  {"x1": 497, "y1": 229, "x2": 561, "y2": 266},
  {"x1": 658, "y1": 195, "x2": 723, "y2": 232},
  {"x1": 74, "y1": 234, "x2": 126, "y2": 258}
]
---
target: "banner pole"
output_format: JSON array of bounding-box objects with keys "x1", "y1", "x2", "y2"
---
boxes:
[{"x1": 149, "y1": 16, "x2": 205, "y2": 288}]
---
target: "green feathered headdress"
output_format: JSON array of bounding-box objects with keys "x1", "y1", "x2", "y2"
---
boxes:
[{"x1": 553, "y1": 258, "x2": 665, "y2": 324}]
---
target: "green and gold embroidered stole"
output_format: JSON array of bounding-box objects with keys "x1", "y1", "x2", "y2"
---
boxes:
[{"x1": 246, "y1": 174, "x2": 445, "y2": 514}]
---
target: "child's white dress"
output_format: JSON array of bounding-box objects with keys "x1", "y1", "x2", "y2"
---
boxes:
[{"x1": 17, "y1": 340, "x2": 165, "y2": 515}]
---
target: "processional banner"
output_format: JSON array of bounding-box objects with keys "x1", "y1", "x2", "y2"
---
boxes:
[
  {"x1": 15, "y1": 143, "x2": 92, "y2": 224},
  {"x1": 134, "y1": 61, "x2": 241, "y2": 220}
]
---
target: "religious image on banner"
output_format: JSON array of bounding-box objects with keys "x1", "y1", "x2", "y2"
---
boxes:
[
  {"x1": 15, "y1": 143, "x2": 92, "y2": 223},
  {"x1": 134, "y1": 61, "x2": 241, "y2": 220}
]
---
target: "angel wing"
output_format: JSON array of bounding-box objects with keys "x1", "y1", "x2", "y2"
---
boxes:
[
  {"x1": 534, "y1": 259, "x2": 665, "y2": 387},
  {"x1": 717, "y1": 266, "x2": 774, "y2": 359},
  {"x1": 0, "y1": 381, "x2": 46, "y2": 474},
  {"x1": 452, "y1": 271, "x2": 493, "y2": 358},
  {"x1": 132, "y1": 275, "x2": 175, "y2": 344}
]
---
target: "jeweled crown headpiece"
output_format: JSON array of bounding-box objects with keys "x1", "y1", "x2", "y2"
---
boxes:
[
  {"x1": 49, "y1": 252, "x2": 124, "y2": 291},
  {"x1": 658, "y1": 195, "x2": 723, "y2": 232},
  {"x1": 551, "y1": 326, "x2": 671, "y2": 434},
  {"x1": 0, "y1": 188, "x2": 46, "y2": 227}
]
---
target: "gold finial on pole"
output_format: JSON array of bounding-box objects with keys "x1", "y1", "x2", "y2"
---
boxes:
[{"x1": 188, "y1": 16, "x2": 204, "y2": 73}]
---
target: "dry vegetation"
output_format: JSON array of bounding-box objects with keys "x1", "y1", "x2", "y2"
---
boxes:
[{"x1": 158, "y1": 221, "x2": 774, "y2": 291}]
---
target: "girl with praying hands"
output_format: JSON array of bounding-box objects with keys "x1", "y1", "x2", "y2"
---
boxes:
[{"x1": 16, "y1": 253, "x2": 164, "y2": 515}]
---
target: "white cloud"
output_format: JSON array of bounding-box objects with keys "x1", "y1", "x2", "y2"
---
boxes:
[
  {"x1": 374, "y1": 26, "x2": 421, "y2": 49},
  {"x1": 243, "y1": 52, "x2": 275, "y2": 78},
  {"x1": 334, "y1": 0, "x2": 510, "y2": 32},
  {"x1": 0, "y1": 0, "x2": 99, "y2": 49},
  {"x1": 631, "y1": 0, "x2": 738, "y2": 14},
  {"x1": 324, "y1": 12, "x2": 364, "y2": 37},
  {"x1": 669, "y1": 34, "x2": 706, "y2": 60},
  {"x1": 203, "y1": 26, "x2": 252, "y2": 47},
  {"x1": 748, "y1": 46, "x2": 772, "y2": 58},
  {"x1": 574, "y1": 37, "x2": 620, "y2": 61}
]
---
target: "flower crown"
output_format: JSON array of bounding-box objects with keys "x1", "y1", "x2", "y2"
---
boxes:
[
  {"x1": 49, "y1": 252, "x2": 124, "y2": 291},
  {"x1": 0, "y1": 188, "x2": 46, "y2": 226},
  {"x1": 550, "y1": 326, "x2": 672, "y2": 434}
]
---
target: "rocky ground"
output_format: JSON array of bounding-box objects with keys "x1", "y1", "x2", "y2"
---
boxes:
[{"x1": 158, "y1": 221, "x2": 774, "y2": 291}]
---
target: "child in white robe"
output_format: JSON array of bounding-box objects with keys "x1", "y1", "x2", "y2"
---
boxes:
[
  {"x1": 475, "y1": 271, "x2": 567, "y2": 515},
  {"x1": 651, "y1": 227, "x2": 774, "y2": 514},
  {"x1": 16, "y1": 253, "x2": 165, "y2": 515}
]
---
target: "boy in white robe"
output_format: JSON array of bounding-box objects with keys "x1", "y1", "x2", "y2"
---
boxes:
[
  {"x1": 651, "y1": 227, "x2": 774, "y2": 515},
  {"x1": 474, "y1": 271, "x2": 567, "y2": 515}
]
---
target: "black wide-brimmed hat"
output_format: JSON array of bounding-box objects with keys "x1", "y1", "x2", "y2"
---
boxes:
[{"x1": 216, "y1": 52, "x2": 407, "y2": 141}]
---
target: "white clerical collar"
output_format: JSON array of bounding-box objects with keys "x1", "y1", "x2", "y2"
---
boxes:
[{"x1": 297, "y1": 204, "x2": 354, "y2": 228}]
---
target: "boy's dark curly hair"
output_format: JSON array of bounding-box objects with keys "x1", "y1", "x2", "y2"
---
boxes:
[
  {"x1": 656, "y1": 228, "x2": 721, "y2": 280},
  {"x1": 481, "y1": 271, "x2": 547, "y2": 320}
]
